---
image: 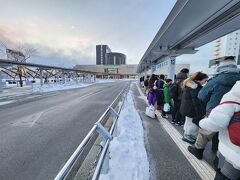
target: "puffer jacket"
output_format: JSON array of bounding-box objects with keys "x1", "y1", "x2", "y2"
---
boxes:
[
  {"x1": 199, "y1": 81, "x2": 240, "y2": 169},
  {"x1": 198, "y1": 70, "x2": 240, "y2": 113},
  {"x1": 180, "y1": 79, "x2": 204, "y2": 118},
  {"x1": 163, "y1": 84, "x2": 170, "y2": 104}
]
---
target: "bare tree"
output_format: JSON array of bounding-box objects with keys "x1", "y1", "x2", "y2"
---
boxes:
[{"x1": 0, "y1": 41, "x2": 37, "y2": 87}]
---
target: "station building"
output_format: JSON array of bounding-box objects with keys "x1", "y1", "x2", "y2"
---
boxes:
[{"x1": 74, "y1": 64, "x2": 138, "y2": 79}]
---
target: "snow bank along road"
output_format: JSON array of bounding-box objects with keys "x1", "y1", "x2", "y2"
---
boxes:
[{"x1": 0, "y1": 81, "x2": 129, "y2": 180}]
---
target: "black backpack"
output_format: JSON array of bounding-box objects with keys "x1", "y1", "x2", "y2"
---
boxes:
[{"x1": 169, "y1": 83, "x2": 179, "y2": 99}]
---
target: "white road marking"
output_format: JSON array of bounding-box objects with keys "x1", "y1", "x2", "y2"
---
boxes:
[
  {"x1": 12, "y1": 111, "x2": 44, "y2": 128},
  {"x1": 135, "y1": 82, "x2": 215, "y2": 180},
  {"x1": 0, "y1": 100, "x2": 16, "y2": 106}
]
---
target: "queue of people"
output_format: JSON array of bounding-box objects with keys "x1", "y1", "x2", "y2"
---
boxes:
[{"x1": 142, "y1": 56, "x2": 240, "y2": 180}]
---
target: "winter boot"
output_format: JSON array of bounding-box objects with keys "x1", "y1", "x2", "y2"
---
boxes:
[{"x1": 187, "y1": 146, "x2": 204, "y2": 160}]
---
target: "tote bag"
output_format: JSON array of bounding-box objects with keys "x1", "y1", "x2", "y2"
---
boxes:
[{"x1": 145, "y1": 105, "x2": 155, "y2": 118}]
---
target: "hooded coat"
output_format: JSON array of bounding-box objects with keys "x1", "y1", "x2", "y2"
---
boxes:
[
  {"x1": 199, "y1": 81, "x2": 240, "y2": 170},
  {"x1": 198, "y1": 70, "x2": 240, "y2": 113},
  {"x1": 180, "y1": 79, "x2": 204, "y2": 118}
]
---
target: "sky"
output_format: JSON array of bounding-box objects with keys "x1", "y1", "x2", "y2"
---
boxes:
[{"x1": 0, "y1": 0, "x2": 211, "y2": 70}]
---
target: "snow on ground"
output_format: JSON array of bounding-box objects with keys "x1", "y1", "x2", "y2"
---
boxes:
[
  {"x1": 31, "y1": 82, "x2": 91, "y2": 93},
  {"x1": 0, "y1": 79, "x2": 137, "y2": 101},
  {"x1": 31, "y1": 79, "x2": 136, "y2": 93},
  {"x1": 99, "y1": 89, "x2": 149, "y2": 180}
]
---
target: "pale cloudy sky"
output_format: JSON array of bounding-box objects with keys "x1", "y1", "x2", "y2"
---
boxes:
[{"x1": 0, "y1": 0, "x2": 212, "y2": 70}]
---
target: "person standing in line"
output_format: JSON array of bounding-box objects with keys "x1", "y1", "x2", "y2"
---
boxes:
[
  {"x1": 169, "y1": 68, "x2": 189, "y2": 125},
  {"x1": 188, "y1": 57, "x2": 240, "y2": 160},
  {"x1": 144, "y1": 75, "x2": 150, "y2": 95},
  {"x1": 180, "y1": 72, "x2": 208, "y2": 144},
  {"x1": 199, "y1": 81, "x2": 240, "y2": 180},
  {"x1": 162, "y1": 79, "x2": 172, "y2": 118},
  {"x1": 156, "y1": 74, "x2": 165, "y2": 116},
  {"x1": 147, "y1": 74, "x2": 158, "y2": 106},
  {"x1": 140, "y1": 76, "x2": 144, "y2": 88}
]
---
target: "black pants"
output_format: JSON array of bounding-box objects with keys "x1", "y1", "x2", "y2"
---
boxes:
[
  {"x1": 212, "y1": 133, "x2": 219, "y2": 153},
  {"x1": 171, "y1": 99, "x2": 177, "y2": 120},
  {"x1": 172, "y1": 100, "x2": 184, "y2": 124}
]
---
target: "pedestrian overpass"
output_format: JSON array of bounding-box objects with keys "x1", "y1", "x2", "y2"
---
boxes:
[{"x1": 137, "y1": 0, "x2": 240, "y2": 79}]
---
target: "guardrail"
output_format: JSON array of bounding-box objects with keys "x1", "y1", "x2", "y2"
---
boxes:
[{"x1": 54, "y1": 84, "x2": 130, "y2": 180}]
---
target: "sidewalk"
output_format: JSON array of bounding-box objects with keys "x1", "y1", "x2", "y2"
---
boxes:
[{"x1": 132, "y1": 83, "x2": 216, "y2": 180}]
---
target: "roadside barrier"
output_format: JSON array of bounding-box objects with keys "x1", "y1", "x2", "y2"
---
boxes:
[{"x1": 54, "y1": 83, "x2": 130, "y2": 180}]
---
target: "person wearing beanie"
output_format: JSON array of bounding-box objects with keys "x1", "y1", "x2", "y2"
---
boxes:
[
  {"x1": 188, "y1": 59, "x2": 240, "y2": 160},
  {"x1": 180, "y1": 72, "x2": 208, "y2": 144},
  {"x1": 216, "y1": 56, "x2": 238, "y2": 73}
]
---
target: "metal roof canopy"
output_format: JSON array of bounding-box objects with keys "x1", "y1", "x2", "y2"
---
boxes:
[{"x1": 137, "y1": 0, "x2": 240, "y2": 73}]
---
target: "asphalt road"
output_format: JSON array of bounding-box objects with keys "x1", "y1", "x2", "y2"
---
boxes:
[{"x1": 0, "y1": 81, "x2": 129, "y2": 180}]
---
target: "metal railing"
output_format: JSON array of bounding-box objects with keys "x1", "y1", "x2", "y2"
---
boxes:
[{"x1": 54, "y1": 84, "x2": 129, "y2": 180}]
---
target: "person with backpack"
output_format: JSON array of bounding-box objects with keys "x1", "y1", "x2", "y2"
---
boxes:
[
  {"x1": 180, "y1": 72, "x2": 208, "y2": 144},
  {"x1": 199, "y1": 80, "x2": 240, "y2": 180},
  {"x1": 188, "y1": 57, "x2": 240, "y2": 160},
  {"x1": 169, "y1": 68, "x2": 189, "y2": 125}
]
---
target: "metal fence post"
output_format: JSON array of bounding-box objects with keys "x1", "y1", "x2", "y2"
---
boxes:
[
  {"x1": 95, "y1": 122, "x2": 113, "y2": 174},
  {"x1": 95, "y1": 122, "x2": 113, "y2": 141},
  {"x1": 109, "y1": 106, "x2": 119, "y2": 137},
  {"x1": 109, "y1": 106, "x2": 119, "y2": 119},
  {"x1": 101, "y1": 148, "x2": 110, "y2": 174}
]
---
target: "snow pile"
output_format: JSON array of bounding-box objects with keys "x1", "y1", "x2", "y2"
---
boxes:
[
  {"x1": 31, "y1": 82, "x2": 91, "y2": 93},
  {"x1": 99, "y1": 90, "x2": 149, "y2": 180}
]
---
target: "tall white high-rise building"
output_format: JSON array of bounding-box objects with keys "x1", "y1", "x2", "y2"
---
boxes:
[{"x1": 212, "y1": 29, "x2": 240, "y2": 65}]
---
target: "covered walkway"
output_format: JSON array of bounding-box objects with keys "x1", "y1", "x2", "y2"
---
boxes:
[{"x1": 133, "y1": 82, "x2": 216, "y2": 179}]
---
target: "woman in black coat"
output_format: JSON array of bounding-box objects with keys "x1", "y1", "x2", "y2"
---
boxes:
[{"x1": 180, "y1": 72, "x2": 208, "y2": 144}]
